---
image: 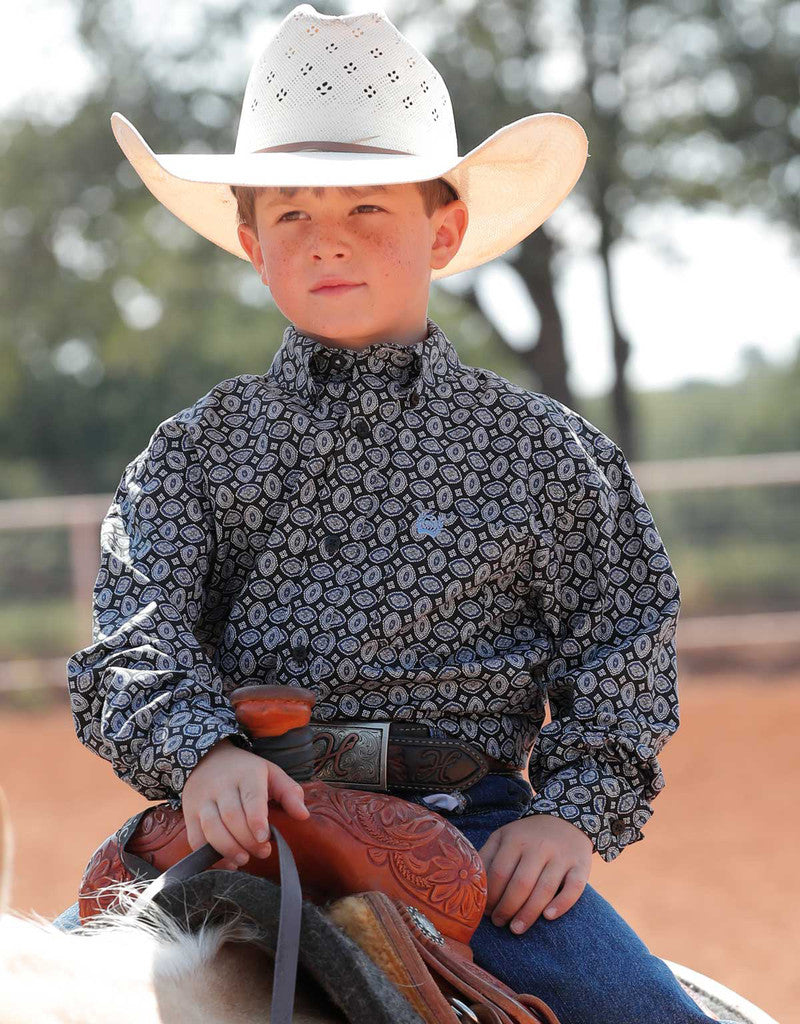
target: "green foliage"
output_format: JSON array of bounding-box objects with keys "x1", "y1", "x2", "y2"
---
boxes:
[{"x1": 578, "y1": 343, "x2": 800, "y2": 459}]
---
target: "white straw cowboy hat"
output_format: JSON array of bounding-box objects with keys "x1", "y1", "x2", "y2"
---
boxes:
[{"x1": 110, "y1": 3, "x2": 588, "y2": 280}]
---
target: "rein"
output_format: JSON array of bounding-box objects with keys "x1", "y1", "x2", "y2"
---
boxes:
[{"x1": 126, "y1": 827, "x2": 302, "y2": 1024}]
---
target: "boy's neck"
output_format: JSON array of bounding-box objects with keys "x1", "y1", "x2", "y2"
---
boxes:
[{"x1": 294, "y1": 318, "x2": 430, "y2": 352}]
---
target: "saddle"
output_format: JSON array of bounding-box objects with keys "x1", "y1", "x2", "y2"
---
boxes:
[{"x1": 79, "y1": 686, "x2": 562, "y2": 1024}]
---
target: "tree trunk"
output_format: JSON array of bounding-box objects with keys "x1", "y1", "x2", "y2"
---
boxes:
[
  {"x1": 595, "y1": 184, "x2": 636, "y2": 458},
  {"x1": 513, "y1": 228, "x2": 575, "y2": 409}
]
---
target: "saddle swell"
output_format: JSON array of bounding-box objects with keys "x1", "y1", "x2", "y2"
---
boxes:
[{"x1": 79, "y1": 779, "x2": 487, "y2": 948}]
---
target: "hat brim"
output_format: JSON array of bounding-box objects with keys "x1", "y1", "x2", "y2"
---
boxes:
[{"x1": 110, "y1": 111, "x2": 587, "y2": 279}]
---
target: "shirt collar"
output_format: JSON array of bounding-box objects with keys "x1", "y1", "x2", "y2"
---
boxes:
[{"x1": 267, "y1": 317, "x2": 463, "y2": 404}]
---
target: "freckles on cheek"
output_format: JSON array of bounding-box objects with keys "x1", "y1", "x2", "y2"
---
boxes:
[{"x1": 265, "y1": 253, "x2": 293, "y2": 292}]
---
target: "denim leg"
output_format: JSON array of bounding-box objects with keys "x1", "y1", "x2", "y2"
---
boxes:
[
  {"x1": 51, "y1": 901, "x2": 82, "y2": 932},
  {"x1": 407, "y1": 774, "x2": 718, "y2": 1024},
  {"x1": 465, "y1": 850, "x2": 714, "y2": 1024}
]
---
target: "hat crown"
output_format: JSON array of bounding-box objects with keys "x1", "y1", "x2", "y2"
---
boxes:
[{"x1": 235, "y1": 4, "x2": 457, "y2": 160}]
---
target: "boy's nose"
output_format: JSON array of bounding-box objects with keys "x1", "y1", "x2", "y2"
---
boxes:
[{"x1": 310, "y1": 227, "x2": 352, "y2": 261}]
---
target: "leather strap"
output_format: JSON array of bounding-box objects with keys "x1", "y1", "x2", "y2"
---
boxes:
[{"x1": 124, "y1": 825, "x2": 302, "y2": 1024}]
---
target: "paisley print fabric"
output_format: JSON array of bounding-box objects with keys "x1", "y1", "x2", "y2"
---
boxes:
[{"x1": 67, "y1": 317, "x2": 681, "y2": 862}]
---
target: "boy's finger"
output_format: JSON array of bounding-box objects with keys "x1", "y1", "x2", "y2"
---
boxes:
[
  {"x1": 540, "y1": 867, "x2": 589, "y2": 922},
  {"x1": 267, "y1": 765, "x2": 310, "y2": 819},
  {"x1": 213, "y1": 793, "x2": 262, "y2": 860},
  {"x1": 487, "y1": 851, "x2": 549, "y2": 925},
  {"x1": 198, "y1": 804, "x2": 249, "y2": 866},
  {"x1": 239, "y1": 780, "x2": 272, "y2": 848},
  {"x1": 183, "y1": 810, "x2": 205, "y2": 853},
  {"x1": 501, "y1": 860, "x2": 565, "y2": 933},
  {"x1": 483, "y1": 844, "x2": 525, "y2": 916},
  {"x1": 476, "y1": 831, "x2": 500, "y2": 869}
]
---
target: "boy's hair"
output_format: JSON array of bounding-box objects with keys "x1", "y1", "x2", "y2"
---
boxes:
[{"x1": 230, "y1": 178, "x2": 459, "y2": 236}]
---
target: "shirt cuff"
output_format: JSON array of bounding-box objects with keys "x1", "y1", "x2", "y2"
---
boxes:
[{"x1": 520, "y1": 764, "x2": 656, "y2": 862}]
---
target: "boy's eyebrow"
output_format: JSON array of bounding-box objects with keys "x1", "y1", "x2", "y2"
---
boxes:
[{"x1": 262, "y1": 185, "x2": 389, "y2": 207}]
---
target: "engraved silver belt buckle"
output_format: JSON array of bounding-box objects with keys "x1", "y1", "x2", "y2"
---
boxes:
[{"x1": 308, "y1": 721, "x2": 391, "y2": 790}]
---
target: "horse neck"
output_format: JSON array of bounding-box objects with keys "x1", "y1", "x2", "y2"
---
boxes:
[{"x1": 0, "y1": 913, "x2": 337, "y2": 1023}]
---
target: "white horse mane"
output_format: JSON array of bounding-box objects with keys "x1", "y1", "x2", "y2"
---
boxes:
[{"x1": 0, "y1": 788, "x2": 333, "y2": 1023}]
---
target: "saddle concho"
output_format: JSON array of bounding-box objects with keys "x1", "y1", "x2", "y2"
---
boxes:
[{"x1": 310, "y1": 721, "x2": 391, "y2": 789}]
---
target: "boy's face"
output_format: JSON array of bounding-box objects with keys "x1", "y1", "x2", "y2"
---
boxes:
[{"x1": 237, "y1": 182, "x2": 468, "y2": 351}]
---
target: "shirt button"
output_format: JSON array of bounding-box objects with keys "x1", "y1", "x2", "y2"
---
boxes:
[
  {"x1": 610, "y1": 819, "x2": 626, "y2": 836},
  {"x1": 291, "y1": 643, "x2": 309, "y2": 661},
  {"x1": 407, "y1": 391, "x2": 421, "y2": 408},
  {"x1": 322, "y1": 533, "x2": 341, "y2": 557},
  {"x1": 352, "y1": 417, "x2": 370, "y2": 438}
]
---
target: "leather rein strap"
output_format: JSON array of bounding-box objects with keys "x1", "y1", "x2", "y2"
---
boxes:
[{"x1": 125, "y1": 826, "x2": 302, "y2": 1024}]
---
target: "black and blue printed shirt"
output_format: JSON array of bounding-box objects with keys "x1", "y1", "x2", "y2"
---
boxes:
[{"x1": 67, "y1": 318, "x2": 681, "y2": 862}]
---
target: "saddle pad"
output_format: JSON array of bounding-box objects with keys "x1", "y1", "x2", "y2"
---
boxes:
[{"x1": 147, "y1": 869, "x2": 426, "y2": 1024}]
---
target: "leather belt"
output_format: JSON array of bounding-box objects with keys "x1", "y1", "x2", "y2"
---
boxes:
[{"x1": 307, "y1": 720, "x2": 522, "y2": 793}]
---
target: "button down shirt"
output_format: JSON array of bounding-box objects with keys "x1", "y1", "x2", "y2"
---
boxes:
[{"x1": 67, "y1": 317, "x2": 681, "y2": 862}]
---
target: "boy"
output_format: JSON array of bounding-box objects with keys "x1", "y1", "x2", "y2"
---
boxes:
[{"x1": 59, "y1": 6, "x2": 722, "y2": 1022}]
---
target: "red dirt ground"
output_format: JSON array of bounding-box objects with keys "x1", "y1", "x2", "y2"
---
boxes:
[{"x1": 1, "y1": 671, "x2": 797, "y2": 1024}]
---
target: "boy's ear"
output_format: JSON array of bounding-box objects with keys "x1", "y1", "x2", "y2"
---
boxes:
[
  {"x1": 429, "y1": 200, "x2": 469, "y2": 273},
  {"x1": 238, "y1": 223, "x2": 268, "y2": 282}
]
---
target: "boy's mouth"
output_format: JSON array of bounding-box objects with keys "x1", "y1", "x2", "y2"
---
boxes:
[{"x1": 311, "y1": 279, "x2": 365, "y2": 295}]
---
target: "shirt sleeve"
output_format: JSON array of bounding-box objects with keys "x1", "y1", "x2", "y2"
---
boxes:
[
  {"x1": 66, "y1": 414, "x2": 251, "y2": 807},
  {"x1": 523, "y1": 405, "x2": 681, "y2": 862}
]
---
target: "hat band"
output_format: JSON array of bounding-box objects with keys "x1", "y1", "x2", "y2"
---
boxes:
[{"x1": 257, "y1": 140, "x2": 414, "y2": 156}]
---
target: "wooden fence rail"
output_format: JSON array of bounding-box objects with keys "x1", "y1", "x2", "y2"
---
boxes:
[{"x1": 0, "y1": 451, "x2": 798, "y2": 694}]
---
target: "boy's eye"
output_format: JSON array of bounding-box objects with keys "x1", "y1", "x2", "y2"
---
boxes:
[{"x1": 278, "y1": 205, "x2": 382, "y2": 222}]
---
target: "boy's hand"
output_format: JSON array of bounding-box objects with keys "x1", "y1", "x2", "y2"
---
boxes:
[
  {"x1": 181, "y1": 738, "x2": 310, "y2": 870},
  {"x1": 476, "y1": 814, "x2": 592, "y2": 934}
]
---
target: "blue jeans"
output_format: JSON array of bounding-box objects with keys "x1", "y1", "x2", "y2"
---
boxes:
[
  {"x1": 52, "y1": 774, "x2": 717, "y2": 1023},
  {"x1": 401, "y1": 772, "x2": 719, "y2": 1024}
]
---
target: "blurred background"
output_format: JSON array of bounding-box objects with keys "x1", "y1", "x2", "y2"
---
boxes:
[{"x1": 0, "y1": 0, "x2": 798, "y2": 1020}]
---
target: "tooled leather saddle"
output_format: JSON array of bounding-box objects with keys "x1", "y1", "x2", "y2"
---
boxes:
[{"x1": 79, "y1": 686, "x2": 561, "y2": 1024}]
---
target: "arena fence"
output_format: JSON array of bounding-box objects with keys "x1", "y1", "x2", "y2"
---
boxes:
[{"x1": 0, "y1": 451, "x2": 798, "y2": 694}]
